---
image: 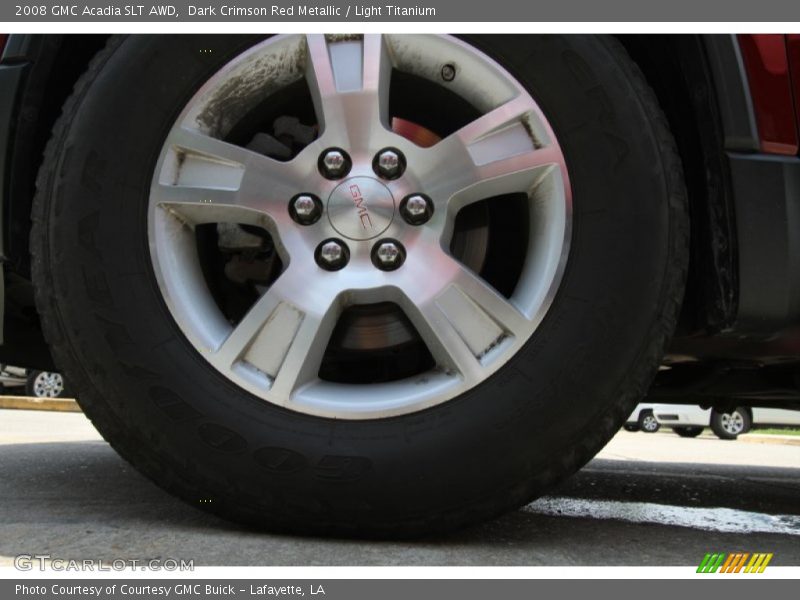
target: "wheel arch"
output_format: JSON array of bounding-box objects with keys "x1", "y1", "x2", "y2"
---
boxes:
[
  {"x1": 0, "y1": 34, "x2": 109, "y2": 367},
  {"x1": 2, "y1": 34, "x2": 111, "y2": 277},
  {"x1": 617, "y1": 35, "x2": 740, "y2": 338}
]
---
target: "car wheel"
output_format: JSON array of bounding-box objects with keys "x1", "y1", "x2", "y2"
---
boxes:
[
  {"x1": 710, "y1": 407, "x2": 751, "y2": 440},
  {"x1": 672, "y1": 425, "x2": 703, "y2": 438},
  {"x1": 26, "y1": 370, "x2": 68, "y2": 398},
  {"x1": 638, "y1": 410, "x2": 660, "y2": 433},
  {"x1": 31, "y1": 34, "x2": 688, "y2": 535}
]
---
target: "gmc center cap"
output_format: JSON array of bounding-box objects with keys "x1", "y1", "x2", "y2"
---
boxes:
[{"x1": 326, "y1": 176, "x2": 395, "y2": 241}]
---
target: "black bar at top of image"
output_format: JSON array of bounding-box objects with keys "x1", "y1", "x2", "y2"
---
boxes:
[{"x1": 3, "y1": 0, "x2": 800, "y2": 22}]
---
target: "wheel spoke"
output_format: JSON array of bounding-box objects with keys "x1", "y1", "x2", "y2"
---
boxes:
[
  {"x1": 212, "y1": 268, "x2": 340, "y2": 400},
  {"x1": 153, "y1": 126, "x2": 303, "y2": 225},
  {"x1": 419, "y1": 94, "x2": 563, "y2": 210},
  {"x1": 410, "y1": 300, "x2": 485, "y2": 383},
  {"x1": 152, "y1": 185, "x2": 257, "y2": 226},
  {"x1": 268, "y1": 308, "x2": 339, "y2": 400},
  {"x1": 448, "y1": 258, "x2": 531, "y2": 334},
  {"x1": 305, "y1": 34, "x2": 392, "y2": 148},
  {"x1": 401, "y1": 247, "x2": 530, "y2": 382},
  {"x1": 212, "y1": 288, "x2": 287, "y2": 369},
  {"x1": 167, "y1": 126, "x2": 266, "y2": 166}
]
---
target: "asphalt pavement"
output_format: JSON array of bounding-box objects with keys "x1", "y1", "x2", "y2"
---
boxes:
[{"x1": 1, "y1": 408, "x2": 799, "y2": 566}]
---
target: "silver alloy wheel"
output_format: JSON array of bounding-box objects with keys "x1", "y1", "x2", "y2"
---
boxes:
[
  {"x1": 33, "y1": 371, "x2": 64, "y2": 398},
  {"x1": 720, "y1": 410, "x2": 745, "y2": 435},
  {"x1": 642, "y1": 414, "x2": 659, "y2": 432},
  {"x1": 148, "y1": 34, "x2": 572, "y2": 419}
]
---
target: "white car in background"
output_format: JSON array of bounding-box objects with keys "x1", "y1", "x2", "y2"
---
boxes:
[{"x1": 652, "y1": 404, "x2": 800, "y2": 440}]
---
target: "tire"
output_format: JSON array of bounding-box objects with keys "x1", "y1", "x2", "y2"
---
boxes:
[
  {"x1": 710, "y1": 408, "x2": 751, "y2": 440},
  {"x1": 623, "y1": 424, "x2": 639, "y2": 432},
  {"x1": 31, "y1": 35, "x2": 688, "y2": 536},
  {"x1": 637, "y1": 410, "x2": 661, "y2": 433},
  {"x1": 672, "y1": 426, "x2": 703, "y2": 438},
  {"x1": 26, "y1": 370, "x2": 69, "y2": 398}
]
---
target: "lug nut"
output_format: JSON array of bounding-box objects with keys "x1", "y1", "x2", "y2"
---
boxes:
[
  {"x1": 373, "y1": 148, "x2": 406, "y2": 180},
  {"x1": 319, "y1": 148, "x2": 351, "y2": 179},
  {"x1": 315, "y1": 239, "x2": 350, "y2": 271},
  {"x1": 288, "y1": 194, "x2": 322, "y2": 225},
  {"x1": 399, "y1": 194, "x2": 433, "y2": 225},
  {"x1": 371, "y1": 239, "x2": 406, "y2": 271}
]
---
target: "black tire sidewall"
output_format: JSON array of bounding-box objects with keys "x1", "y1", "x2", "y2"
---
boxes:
[
  {"x1": 25, "y1": 370, "x2": 41, "y2": 397},
  {"x1": 36, "y1": 35, "x2": 684, "y2": 530},
  {"x1": 672, "y1": 426, "x2": 703, "y2": 438}
]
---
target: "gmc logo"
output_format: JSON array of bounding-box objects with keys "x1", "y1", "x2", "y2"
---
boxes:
[{"x1": 349, "y1": 184, "x2": 373, "y2": 229}]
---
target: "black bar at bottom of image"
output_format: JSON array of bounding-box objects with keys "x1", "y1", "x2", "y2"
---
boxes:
[{"x1": 2, "y1": 580, "x2": 795, "y2": 600}]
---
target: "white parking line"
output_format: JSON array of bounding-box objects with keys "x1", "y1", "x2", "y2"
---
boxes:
[{"x1": 525, "y1": 497, "x2": 800, "y2": 536}]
